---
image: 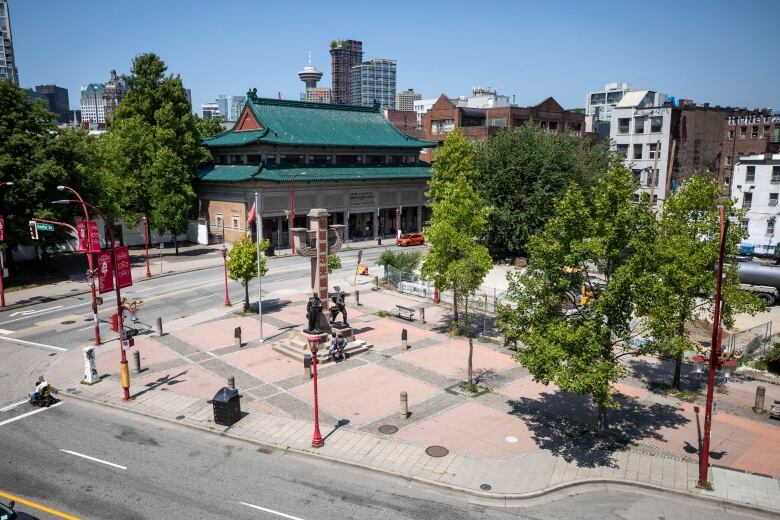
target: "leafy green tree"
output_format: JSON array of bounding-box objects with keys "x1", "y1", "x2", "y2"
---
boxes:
[
  {"x1": 497, "y1": 164, "x2": 656, "y2": 435},
  {"x1": 474, "y1": 123, "x2": 611, "y2": 258},
  {"x1": 227, "y1": 236, "x2": 269, "y2": 312},
  {"x1": 194, "y1": 115, "x2": 224, "y2": 139},
  {"x1": 635, "y1": 174, "x2": 763, "y2": 389},
  {"x1": 327, "y1": 254, "x2": 342, "y2": 274},
  {"x1": 377, "y1": 250, "x2": 422, "y2": 273}
]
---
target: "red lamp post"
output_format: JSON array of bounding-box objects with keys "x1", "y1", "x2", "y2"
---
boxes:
[
  {"x1": 0, "y1": 181, "x2": 14, "y2": 309},
  {"x1": 308, "y1": 334, "x2": 324, "y2": 448},
  {"x1": 57, "y1": 185, "x2": 101, "y2": 346},
  {"x1": 55, "y1": 198, "x2": 130, "y2": 401},
  {"x1": 288, "y1": 171, "x2": 306, "y2": 255},
  {"x1": 221, "y1": 245, "x2": 231, "y2": 307},
  {"x1": 142, "y1": 215, "x2": 151, "y2": 278}
]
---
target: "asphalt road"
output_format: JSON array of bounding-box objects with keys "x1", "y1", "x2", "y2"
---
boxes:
[{"x1": 0, "y1": 399, "x2": 771, "y2": 520}]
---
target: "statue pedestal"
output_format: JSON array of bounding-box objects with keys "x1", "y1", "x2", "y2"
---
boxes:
[
  {"x1": 273, "y1": 326, "x2": 373, "y2": 364},
  {"x1": 331, "y1": 325, "x2": 353, "y2": 344}
]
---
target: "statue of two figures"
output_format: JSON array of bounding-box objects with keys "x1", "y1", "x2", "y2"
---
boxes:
[{"x1": 304, "y1": 288, "x2": 348, "y2": 333}]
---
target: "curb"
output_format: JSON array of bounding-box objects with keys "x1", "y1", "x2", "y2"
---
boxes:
[{"x1": 60, "y1": 390, "x2": 780, "y2": 516}]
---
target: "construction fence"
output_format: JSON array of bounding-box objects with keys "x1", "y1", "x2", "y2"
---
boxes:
[{"x1": 725, "y1": 321, "x2": 773, "y2": 361}]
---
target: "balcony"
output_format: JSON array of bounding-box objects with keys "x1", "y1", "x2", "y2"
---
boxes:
[{"x1": 770, "y1": 199, "x2": 778, "y2": 206}]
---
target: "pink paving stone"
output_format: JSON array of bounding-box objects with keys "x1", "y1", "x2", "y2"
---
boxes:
[
  {"x1": 397, "y1": 339, "x2": 517, "y2": 380},
  {"x1": 396, "y1": 401, "x2": 537, "y2": 459},
  {"x1": 717, "y1": 378, "x2": 780, "y2": 409},
  {"x1": 351, "y1": 318, "x2": 439, "y2": 351},
  {"x1": 612, "y1": 382, "x2": 649, "y2": 399},
  {"x1": 132, "y1": 362, "x2": 225, "y2": 400},
  {"x1": 498, "y1": 376, "x2": 560, "y2": 400},
  {"x1": 290, "y1": 365, "x2": 441, "y2": 427},
  {"x1": 173, "y1": 316, "x2": 280, "y2": 351},
  {"x1": 221, "y1": 346, "x2": 301, "y2": 383},
  {"x1": 95, "y1": 337, "x2": 180, "y2": 375}
]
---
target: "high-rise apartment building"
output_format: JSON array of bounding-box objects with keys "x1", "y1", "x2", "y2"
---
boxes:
[
  {"x1": 216, "y1": 95, "x2": 246, "y2": 122},
  {"x1": 80, "y1": 83, "x2": 106, "y2": 126},
  {"x1": 351, "y1": 58, "x2": 397, "y2": 110},
  {"x1": 202, "y1": 102, "x2": 220, "y2": 119},
  {"x1": 330, "y1": 39, "x2": 363, "y2": 105},
  {"x1": 102, "y1": 70, "x2": 126, "y2": 122},
  {"x1": 0, "y1": 0, "x2": 18, "y2": 84},
  {"x1": 35, "y1": 84, "x2": 70, "y2": 123},
  {"x1": 396, "y1": 89, "x2": 421, "y2": 112}
]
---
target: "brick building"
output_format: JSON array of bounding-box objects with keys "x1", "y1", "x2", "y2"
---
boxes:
[{"x1": 719, "y1": 110, "x2": 780, "y2": 190}]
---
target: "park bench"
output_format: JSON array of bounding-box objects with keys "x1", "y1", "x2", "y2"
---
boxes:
[{"x1": 395, "y1": 305, "x2": 415, "y2": 321}]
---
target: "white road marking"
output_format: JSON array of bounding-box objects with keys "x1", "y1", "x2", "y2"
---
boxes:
[
  {"x1": 133, "y1": 279, "x2": 193, "y2": 293},
  {"x1": 0, "y1": 401, "x2": 63, "y2": 426},
  {"x1": 0, "y1": 302, "x2": 92, "y2": 326},
  {"x1": 0, "y1": 336, "x2": 67, "y2": 351},
  {"x1": 0, "y1": 400, "x2": 28, "y2": 412},
  {"x1": 0, "y1": 328, "x2": 13, "y2": 334},
  {"x1": 186, "y1": 293, "x2": 218, "y2": 303},
  {"x1": 59, "y1": 449, "x2": 127, "y2": 470},
  {"x1": 240, "y1": 502, "x2": 306, "y2": 520},
  {"x1": 8, "y1": 306, "x2": 64, "y2": 317}
]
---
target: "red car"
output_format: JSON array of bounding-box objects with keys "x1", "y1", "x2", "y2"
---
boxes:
[{"x1": 396, "y1": 233, "x2": 425, "y2": 247}]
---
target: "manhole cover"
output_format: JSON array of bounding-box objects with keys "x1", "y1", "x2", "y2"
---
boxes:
[
  {"x1": 480, "y1": 484, "x2": 492, "y2": 491},
  {"x1": 175, "y1": 415, "x2": 185, "y2": 420},
  {"x1": 425, "y1": 445, "x2": 449, "y2": 458},
  {"x1": 505, "y1": 436, "x2": 518, "y2": 443},
  {"x1": 61, "y1": 320, "x2": 76, "y2": 325},
  {"x1": 378, "y1": 424, "x2": 399, "y2": 434}
]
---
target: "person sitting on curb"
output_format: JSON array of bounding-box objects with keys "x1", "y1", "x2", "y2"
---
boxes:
[{"x1": 328, "y1": 333, "x2": 346, "y2": 361}]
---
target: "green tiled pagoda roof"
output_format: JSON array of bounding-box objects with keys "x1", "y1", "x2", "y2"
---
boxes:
[
  {"x1": 198, "y1": 164, "x2": 432, "y2": 183},
  {"x1": 202, "y1": 94, "x2": 436, "y2": 149}
]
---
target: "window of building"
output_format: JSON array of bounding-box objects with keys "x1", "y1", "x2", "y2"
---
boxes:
[
  {"x1": 746, "y1": 165, "x2": 756, "y2": 182},
  {"x1": 310, "y1": 155, "x2": 332, "y2": 165},
  {"x1": 568, "y1": 122, "x2": 582, "y2": 133},
  {"x1": 653, "y1": 195, "x2": 658, "y2": 205},
  {"x1": 634, "y1": 117, "x2": 646, "y2": 134},
  {"x1": 739, "y1": 126, "x2": 747, "y2": 139},
  {"x1": 335, "y1": 155, "x2": 360, "y2": 165},
  {"x1": 388, "y1": 156, "x2": 404, "y2": 164},
  {"x1": 607, "y1": 91, "x2": 623, "y2": 104},
  {"x1": 488, "y1": 118, "x2": 506, "y2": 127},
  {"x1": 650, "y1": 116, "x2": 663, "y2": 133},
  {"x1": 724, "y1": 176, "x2": 730, "y2": 187},
  {"x1": 215, "y1": 213, "x2": 223, "y2": 229},
  {"x1": 770, "y1": 193, "x2": 779, "y2": 206},
  {"x1": 618, "y1": 118, "x2": 630, "y2": 134},
  {"x1": 548, "y1": 121, "x2": 558, "y2": 131},
  {"x1": 230, "y1": 155, "x2": 244, "y2": 164},
  {"x1": 773, "y1": 166, "x2": 780, "y2": 183},
  {"x1": 773, "y1": 127, "x2": 780, "y2": 143},
  {"x1": 590, "y1": 93, "x2": 606, "y2": 105},
  {"x1": 725, "y1": 156, "x2": 731, "y2": 167},
  {"x1": 617, "y1": 144, "x2": 629, "y2": 157},
  {"x1": 742, "y1": 218, "x2": 750, "y2": 231},
  {"x1": 431, "y1": 119, "x2": 454, "y2": 135},
  {"x1": 633, "y1": 144, "x2": 643, "y2": 160},
  {"x1": 632, "y1": 169, "x2": 642, "y2": 184},
  {"x1": 247, "y1": 154, "x2": 262, "y2": 164},
  {"x1": 366, "y1": 155, "x2": 384, "y2": 165},
  {"x1": 265, "y1": 155, "x2": 277, "y2": 166},
  {"x1": 768, "y1": 217, "x2": 776, "y2": 236},
  {"x1": 743, "y1": 192, "x2": 753, "y2": 208},
  {"x1": 631, "y1": 193, "x2": 640, "y2": 203},
  {"x1": 648, "y1": 142, "x2": 660, "y2": 159},
  {"x1": 279, "y1": 154, "x2": 304, "y2": 165},
  {"x1": 232, "y1": 214, "x2": 240, "y2": 230},
  {"x1": 752, "y1": 126, "x2": 759, "y2": 139},
  {"x1": 763, "y1": 125, "x2": 770, "y2": 138},
  {"x1": 728, "y1": 129, "x2": 734, "y2": 140}
]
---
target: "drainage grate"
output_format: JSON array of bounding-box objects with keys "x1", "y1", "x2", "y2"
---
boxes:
[
  {"x1": 61, "y1": 320, "x2": 76, "y2": 325},
  {"x1": 175, "y1": 415, "x2": 185, "y2": 420},
  {"x1": 378, "y1": 424, "x2": 399, "y2": 434},
  {"x1": 480, "y1": 484, "x2": 492, "y2": 491},
  {"x1": 425, "y1": 445, "x2": 449, "y2": 458}
]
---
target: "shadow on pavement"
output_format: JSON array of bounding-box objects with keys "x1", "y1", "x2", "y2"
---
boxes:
[{"x1": 132, "y1": 370, "x2": 189, "y2": 399}]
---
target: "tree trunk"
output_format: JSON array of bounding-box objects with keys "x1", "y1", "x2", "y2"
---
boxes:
[
  {"x1": 174, "y1": 237, "x2": 179, "y2": 256},
  {"x1": 452, "y1": 286, "x2": 459, "y2": 332},
  {"x1": 672, "y1": 352, "x2": 683, "y2": 390},
  {"x1": 243, "y1": 282, "x2": 250, "y2": 312},
  {"x1": 596, "y1": 402, "x2": 608, "y2": 436},
  {"x1": 468, "y1": 337, "x2": 474, "y2": 386}
]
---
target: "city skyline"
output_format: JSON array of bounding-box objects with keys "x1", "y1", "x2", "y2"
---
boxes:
[{"x1": 8, "y1": 0, "x2": 780, "y2": 113}]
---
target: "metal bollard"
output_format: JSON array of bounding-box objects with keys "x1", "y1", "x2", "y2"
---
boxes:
[
  {"x1": 754, "y1": 385, "x2": 766, "y2": 413},
  {"x1": 418, "y1": 306, "x2": 425, "y2": 324},
  {"x1": 355, "y1": 290, "x2": 360, "y2": 306},
  {"x1": 234, "y1": 326, "x2": 242, "y2": 348},
  {"x1": 133, "y1": 350, "x2": 141, "y2": 374},
  {"x1": 374, "y1": 276, "x2": 379, "y2": 288},
  {"x1": 304, "y1": 353, "x2": 312, "y2": 380},
  {"x1": 401, "y1": 328, "x2": 408, "y2": 350},
  {"x1": 156, "y1": 317, "x2": 163, "y2": 336},
  {"x1": 227, "y1": 376, "x2": 235, "y2": 390},
  {"x1": 400, "y1": 391, "x2": 408, "y2": 419}
]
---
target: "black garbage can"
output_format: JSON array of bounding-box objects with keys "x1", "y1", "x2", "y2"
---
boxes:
[{"x1": 212, "y1": 387, "x2": 241, "y2": 426}]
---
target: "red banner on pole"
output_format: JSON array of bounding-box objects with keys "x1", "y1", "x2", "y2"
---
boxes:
[
  {"x1": 0, "y1": 215, "x2": 4, "y2": 242},
  {"x1": 76, "y1": 220, "x2": 87, "y2": 252},
  {"x1": 115, "y1": 246, "x2": 133, "y2": 288},
  {"x1": 97, "y1": 251, "x2": 114, "y2": 294},
  {"x1": 88, "y1": 220, "x2": 101, "y2": 253}
]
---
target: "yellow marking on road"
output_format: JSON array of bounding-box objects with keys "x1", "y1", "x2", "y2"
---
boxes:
[{"x1": 0, "y1": 490, "x2": 80, "y2": 520}]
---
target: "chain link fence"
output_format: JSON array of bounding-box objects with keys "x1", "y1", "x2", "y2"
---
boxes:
[{"x1": 725, "y1": 321, "x2": 772, "y2": 361}]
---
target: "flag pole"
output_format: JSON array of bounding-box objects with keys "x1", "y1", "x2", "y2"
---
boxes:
[{"x1": 255, "y1": 191, "x2": 264, "y2": 343}]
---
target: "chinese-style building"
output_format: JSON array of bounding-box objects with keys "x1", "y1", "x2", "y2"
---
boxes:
[{"x1": 197, "y1": 90, "x2": 436, "y2": 248}]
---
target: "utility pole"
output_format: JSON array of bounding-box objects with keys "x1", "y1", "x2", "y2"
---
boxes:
[{"x1": 255, "y1": 192, "x2": 264, "y2": 343}]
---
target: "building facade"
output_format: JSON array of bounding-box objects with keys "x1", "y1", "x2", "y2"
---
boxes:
[
  {"x1": 732, "y1": 153, "x2": 780, "y2": 254},
  {"x1": 330, "y1": 39, "x2": 363, "y2": 105},
  {"x1": 35, "y1": 84, "x2": 70, "y2": 123},
  {"x1": 0, "y1": 0, "x2": 18, "y2": 84},
  {"x1": 720, "y1": 111, "x2": 780, "y2": 190},
  {"x1": 413, "y1": 98, "x2": 438, "y2": 126},
  {"x1": 396, "y1": 89, "x2": 421, "y2": 112},
  {"x1": 351, "y1": 58, "x2": 397, "y2": 109},
  {"x1": 216, "y1": 95, "x2": 246, "y2": 122},
  {"x1": 586, "y1": 82, "x2": 633, "y2": 123},
  {"x1": 80, "y1": 83, "x2": 106, "y2": 126},
  {"x1": 304, "y1": 88, "x2": 331, "y2": 104},
  {"x1": 202, "y1": 102, "x2": 220, "y2": 119},
  {"x1": 197, "y1": 91, "x2": 436, "y2": 246},
  {"x1": 102, "y1": 70, "x2": 126, "y2": 122}
]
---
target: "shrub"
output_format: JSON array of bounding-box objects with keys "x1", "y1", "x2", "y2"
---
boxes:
[
  {"x1": 763, "y1": 343, "x2": 780, "y2": 374},
  {"x1": 377, "y1": 250, "x2": 422, "y2": 273}
]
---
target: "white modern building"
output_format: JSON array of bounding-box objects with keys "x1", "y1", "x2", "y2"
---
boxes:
[
  {"x1": 732, "y1": 153, "x2": 780, "y2": 254},
  {"x1": 587, "y1": 82, "x2": 633, "y2": 122},
  {"x1": 80, "y1": 83, "x2": 106, "y2": 125},
  {"x1": 351, "y1": 58, "x2": 397, "y2": 109},
  {"x1": 609, "y1": 90, "x2": 671, "y2": 207},
  {"x1": 413, "y1": 98, "x2": 438, "y2": 126},
  {"x1": 456, "y1": 87, "x2": 510, "y2": 109},
  {"x1": 216, "y1": 95, "x2": 246, "y2": 122},
  {"x1": 201, "y1": 102, "x2": 220, "y2": 119}
]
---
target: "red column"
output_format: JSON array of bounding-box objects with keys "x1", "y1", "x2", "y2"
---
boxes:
[{"x1": 310, "y1": 335, "x2": 324, "y2": 448}]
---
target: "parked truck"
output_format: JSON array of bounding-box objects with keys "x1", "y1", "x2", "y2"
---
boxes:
[{"x1": 737, "y1": 261, "x2": 780, "y2": 305}]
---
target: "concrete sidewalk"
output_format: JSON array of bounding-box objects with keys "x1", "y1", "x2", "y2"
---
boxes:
[{"x1": 46, "y1": 284, "x2": 780, "y2": 513}]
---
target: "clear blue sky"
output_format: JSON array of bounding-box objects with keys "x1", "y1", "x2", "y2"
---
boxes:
[{"x1": 10, "y1": 0, "x2": 780, "y2": 112}]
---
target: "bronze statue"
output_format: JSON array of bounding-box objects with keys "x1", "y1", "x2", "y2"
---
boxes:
[
  {"x1": 306, "y1": 294, "x2": 324, "y2": 333},
  {"x1": 329, "y1": 290, "x2": 348, "y2": 327}
]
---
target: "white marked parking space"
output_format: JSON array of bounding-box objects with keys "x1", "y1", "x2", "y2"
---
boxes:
[
  {"x1": 0, "y1": 336, "x2": 67, "y2": 351},
  {"x1": 240, "y1": 502, "x2": 306, "y2": 520},
  {"x1": 0, "y1": 401, "x2": 63, "y2": 426},
  {"x1": 59, "y1": 449, "x2": 127, "y2": 470},
  {"x1": 0, "y1": 400, "x2": 29, "y2": 412}
]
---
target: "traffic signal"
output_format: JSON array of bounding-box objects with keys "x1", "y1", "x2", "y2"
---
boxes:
[
  {"x1": 109, "y1": 313, "x2": 119, "y2": 332},
  {"x1": 29, "y1": 221, "x2": 38, "y2": 240}
]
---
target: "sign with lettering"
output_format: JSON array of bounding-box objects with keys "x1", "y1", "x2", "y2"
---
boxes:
[
  {"x1": 728, "y1": 114, "x2": 780, "y2": 126},
  {"x1": 97, "y1": 251, "x2": 114, "y2": 294},
  {"x1": 76, "y1": 220, "x2": 87, "y2": 252},
  {"x1": 349, "y1": 191, "x2": 375, "y2": 206},
  {"x1": 114, "y1": 246, "x2": 133, "y2": 289},
  {"x1": 88, "y1": 221, "x2": 101, "y2": 253}
]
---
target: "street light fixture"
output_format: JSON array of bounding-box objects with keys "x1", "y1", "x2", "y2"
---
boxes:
[
  {"x1": 54, "y1": 198, "x2": 131, "y2": 401},
  {"x1": 221, "y1": 245, "x2": 231, "y2": 307},
  {"x1": 308, "y1": 334, "x2": 324, "y2": 448},
  {"x1": 288, "y1": 171, "x2": 306, "y2": 255}
]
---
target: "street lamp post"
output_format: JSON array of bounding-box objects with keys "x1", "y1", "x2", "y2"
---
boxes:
[
  {"x1": 221, "y1": 245, "x2": 231, "y2": 306},
  {"x1": 57, "y1": 185, "x2": 101, "y2": 346},
  {"x1": 0, "y1": 182, "x2": 14, "y2": 309},
  {"x1": 308, "y1": 334, "x2": 324, "y2": 448},
  {"x1": 288, "y1": 172, "x2": 305, "y2": 255},
  {"x1": 54, "y1": 198, "x2": 130, "y2": 400},
  {"x1": 142, "y1": 215, "x2": 152, "y2": 278}
]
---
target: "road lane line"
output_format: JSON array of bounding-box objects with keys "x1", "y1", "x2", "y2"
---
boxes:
[
  {"x1": 0, "y1": 401, "x2": 63, "y2": 426},
  {"x1": 0, "y1": 490, "x2": 80, "y2": 520},
  {"x1": 0, "y1": 336, "x2": 67, "y2": 351},
  {"x1": 187, "y1": 293, "x2": 218, "y2": 303},
  {"x1": 0, "y1": 400, "x2": 28, "y2": 412},
  {"x1": 0, "y1": 302, "x2": 90, "y2": 326},
  {"x1": 0, "y1": 328, "x2": 12, "y2": 334},
  {"x1": 59, "y1": 449, "x2": 127, "y2": 470},
  {"x1": 240, "y1": 502, "x2": 306, "y2": 520}
]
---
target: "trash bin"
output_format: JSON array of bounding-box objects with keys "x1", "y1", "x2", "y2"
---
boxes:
[{"x1": 212, "y1": 387, "x2": 241, "y2": 426}]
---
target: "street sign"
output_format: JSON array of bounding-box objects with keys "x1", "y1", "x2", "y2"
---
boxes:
[
  {"x1": 121, "y1": 338, "x2": 135, "y2": 350},
  {"x1": 35, "y1": 222, "x2": 55, "y2": 232}
]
